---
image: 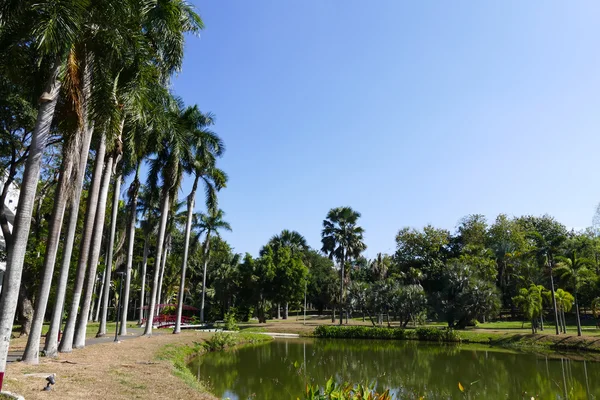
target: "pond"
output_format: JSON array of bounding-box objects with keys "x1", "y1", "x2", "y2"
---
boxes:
[{"x1": 188, "y1": 338, "x2": 600, "y2": 399}]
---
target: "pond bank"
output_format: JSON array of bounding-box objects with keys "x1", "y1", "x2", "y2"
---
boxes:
[{"x1": 312, "y1": 325, "x2": 600, "y2": 355}]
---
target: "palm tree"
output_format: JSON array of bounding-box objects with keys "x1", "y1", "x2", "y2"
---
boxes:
[
  {"x1": 174, "y1": 109, "x2": 226, "y2": 334},
  {"x1": 196, "y1": 209, "x2": 232, "y2": 323},
  {"x1": 370, "y1": 253, "x2": 391, "y2": 281},
  {"x1": 321, "y1": 207, "x2": 366, "y2": 325},
  {"x1": 144, "y1": 99, "x2": 196, "y2": 336},
  {"x1": 555, "y1": 250, "x2": 593, "y2": 336},
  {"x1": 0, "y1": 0, "x2": 88, "y2": 369},
  {"x1": 512, "y1": 284, "x2": 543, "y2": 334},
  {"x1": 96, "y1": 172, "x2": 123, "y2": 337},
  {"x1": 555, "y1": 288, "x2": 574, "y2": 334}
]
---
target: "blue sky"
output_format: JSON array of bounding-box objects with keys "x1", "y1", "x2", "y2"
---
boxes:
[{"x1": 170, "y1": 0, "x2": 600, "y2": 257}]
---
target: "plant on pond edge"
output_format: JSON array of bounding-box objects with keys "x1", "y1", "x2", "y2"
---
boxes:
[{"x1": 302, "y1": 378, "x2": 393, "y2": 400}]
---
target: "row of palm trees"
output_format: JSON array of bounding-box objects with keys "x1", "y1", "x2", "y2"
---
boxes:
[{"x1": 0, "y1": 0, "x2": 227, "y2": 374}]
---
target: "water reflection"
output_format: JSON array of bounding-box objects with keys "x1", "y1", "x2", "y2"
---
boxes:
[{"x1": 188, "y1": 339, "x2": 600, "y2": 400}]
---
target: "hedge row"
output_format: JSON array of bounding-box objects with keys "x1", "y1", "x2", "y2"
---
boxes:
[{"x1": 313, "y1": 325, "x2": 460, "y2": 342}]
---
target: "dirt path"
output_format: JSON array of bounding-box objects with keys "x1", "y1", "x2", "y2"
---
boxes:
[{"x1": 4, "y1": 331, "x2": 215, "y2": 400}]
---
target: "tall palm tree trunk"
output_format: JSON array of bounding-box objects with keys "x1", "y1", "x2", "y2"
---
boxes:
[
  {"x1": 73, "y1": 154, "x2": 114, "y2": 347},
  {"x1": 138, "y1": 238, "x2": 149, "y2": 325},
  {"x1": 44, "y1": 55, "x2": 94, "y2": 355},
  {"x1": 0, "y1": 60, "x2": 62, "y2": 370},
  {"x1": 22, "y1": 144, "x2": 76, "y2": 363},
  {"x1": 574, "y1": 291, "x2": 582, "y2": 337},
  {"x1": 94, "y1": 267, "x2": 106, "y2": 322},
  {"x1": 339, "y1": 251, "x2": 346, "y2": 326},
  {"x1": 97, "y1": 174, "x2": 121, "y2": 337},
  {"x1": 144, "y1": 194, "x2": 170, "y2": 336},
  {"x1": 0, "y1": 58, "x2": 62, "y2": 372},
  {"x1": 120, "y1": 173, "x2": 140, "y2": 336},
  {"x1": 200, "y1": 234, "x2": 211, "y2": 323},
  {"x1": 44, "y1": 129, "x2": 94, "y2": 354},
  {"x1": 174, "y1": 179, "x2": 198, "y2": 334},
  {"x1": 157, "y1": 236, "x2": 169, "y2": 307},
  {"x1": 58, "y1": 134, "x2": 106, "y2": 353},
  {"x1": 549, "y1": 265, "x2": 560, "y2": 335}
]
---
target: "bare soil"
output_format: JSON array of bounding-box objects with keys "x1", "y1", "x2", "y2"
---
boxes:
[{"x1": 4, "y1": 331, "x2": 216, "y2": 400}]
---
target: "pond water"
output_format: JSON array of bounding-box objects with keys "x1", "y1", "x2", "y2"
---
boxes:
[{"x1": 188, "y1": 338, "x2": 600, "y2": 399}]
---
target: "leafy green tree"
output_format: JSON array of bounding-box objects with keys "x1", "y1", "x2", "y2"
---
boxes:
[
  {"x1": 305, "y1": 250, "x2": 337, "y2": 316},
  {"x1": 518, "y1": 215, "x2": 567, "y2": 335},
  {"x1": 555, "y1": 236, "x2": 594, "y2": 336},
  {"x1": 321, "y1": 207, "x2": 366, "y2": 325},
  {"x1": 512, "y1": 284, "x2": 543, "y2": 333}
]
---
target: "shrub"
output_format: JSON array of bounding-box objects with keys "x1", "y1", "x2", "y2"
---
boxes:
[
  {"x1": 313, "y1": 325, "x2": 460, "y2": 342},
  {"x1": 223, "y1": 309, "x2": 239, "y2": 331},
  {"x1": 203, "y1": 332, "x2": 237, "y2": 351},
  {"x1": 415, "y1": 327, "x2": 459, "y2": 342},
  {"x1": 313, "y1": 326, "x2": 412, "y2": 340}
]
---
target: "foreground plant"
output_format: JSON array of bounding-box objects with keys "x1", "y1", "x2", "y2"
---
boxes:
[{"x1": 302, "y1": 379, "x2": 392, "y2": 400}]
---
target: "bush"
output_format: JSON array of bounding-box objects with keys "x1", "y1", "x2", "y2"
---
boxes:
[
  {"x1": 313, "y1": 325, "x2": 460, "y2": 342},
  {"x1": 415, "y1": 327, "x2": 459, "y2": 342},
  {"x1": 313, "y1": 326, "x2": 412, "y2": 340},
  {"x1": 203, "y1": 332, "x2": 237, "y2": 351},
  {"x1": 223, "y1": 309, "x2": 239, "y2": 331}
]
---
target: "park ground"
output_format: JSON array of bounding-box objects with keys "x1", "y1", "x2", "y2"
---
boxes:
[{"x1": 4, "y1": 317, "x2": 600, "y2": 399}]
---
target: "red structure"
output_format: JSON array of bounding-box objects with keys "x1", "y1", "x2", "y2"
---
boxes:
[{"x1": 140, "y1": 304, "x2": 199, "y2": 328}]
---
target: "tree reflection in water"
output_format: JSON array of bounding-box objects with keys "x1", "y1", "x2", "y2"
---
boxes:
[{"x1": 188, "y1": 339, "x2": 600, "y2": 400}]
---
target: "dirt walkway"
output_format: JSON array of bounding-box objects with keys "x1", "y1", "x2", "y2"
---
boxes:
[{"x1": 4, "y1": 331, "x2": 215, "y2": 400}]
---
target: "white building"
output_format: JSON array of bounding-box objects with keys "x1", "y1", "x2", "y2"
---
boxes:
[{"x1": 0, "y1": 174, "x2": 19, "y2": 292}]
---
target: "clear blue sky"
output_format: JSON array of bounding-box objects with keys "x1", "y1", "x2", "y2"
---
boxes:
[{"x1": 170, "y1": 0, "x2": 600, "y2": 257}]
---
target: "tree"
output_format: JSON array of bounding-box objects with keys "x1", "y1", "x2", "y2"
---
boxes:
[
  {"x1": 174, "y1": 108, "x2": 225, "y2": 333},
  {"x1": 195, "y1": 208, "x2": 231, "y2": 323},
  {"x1": 518, "y1": 215, "x2": 567, "y2": 335},
  {"x1": 555, "y1": 288, "x2": 574, "y2": 334},
  {"x1": 512, "y1": 284, "x2": 543, "y2": 333},
  {"x1": 555, "y1": 236, "x2": 594, "y2": 336},
  {"x1": 261, "y1": 230, "x2": 308, "y2": 319},
  {"x1": 321, "y1": 207, "x2": 366, "y2": 325},
  {"x1": 0, "y1": 0, "x2": 88, "y2": 370}
]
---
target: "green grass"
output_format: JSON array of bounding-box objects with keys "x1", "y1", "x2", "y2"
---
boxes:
[{"x1": 156, "y1": 332, "x2": 273, "y2": 392}]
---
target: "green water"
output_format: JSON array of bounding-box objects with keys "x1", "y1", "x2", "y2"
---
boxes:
[{"x1": 188, "y1": 339, "x2": 600, "y2": 399}]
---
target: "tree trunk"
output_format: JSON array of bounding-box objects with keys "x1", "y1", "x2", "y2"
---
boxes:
[
  {"x1": 58, "y1": 134, "x2": 106, "y2": 353},
  {"x1": 97, "y1": 174, "x2": 121, "y2": 337},
  {"x1": 200, "y1": 234, "x2": 211, "y2": 323},
  {"x1": 120, "y1": 171, "x2": 140, "y2": 336},
  {"x1": 138, "y1": 238, "x2": 149, "y2": 325},
  {"x1": 157, "y1": 236, "x2": 169, "y2": 308},
  {"x1": 89, "y1": 275, "x2": 98, "y2": 322},
  {"x1": 575, "y1": 291, "x2": 582, "y2": 337},
  {"x1": 339, "y1": 250, "x2": 346, "y2": 325},
  {"x1": 44, "y1": 57, "x2": 94, "y2": 357},
  {"x1": 22, "y1": 142, "x2": 75, "y2": 363},
  {"x1": 284, "y1": 302, "x2": 289, "y2": 319},
  {"x1": 174, "y1": 178, "x2": 197, "y2": 334},
  {"x1": 94, "y1": 267, "x2": 106, "y2": 322},
  {"x1": 549, "y1": 264, "x2": 560, "y2": 335},
  {"x1": 143, "y1": 193, "x2": 170, "y2": 336},
  {"x1": 276, "y1": 303, "x2": 280, "y2": 319},
  {"x1": 17, "y1": 282, "x2": 34, "y2": 337},
  {"x1": 73, "y1": 154, "x2": 114, "y2": 346},
  {"x1": 0, "y1": 58, "x2": 62, "y2": 371}
]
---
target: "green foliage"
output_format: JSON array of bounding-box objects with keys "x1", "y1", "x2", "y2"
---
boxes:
[
  {"x1": 223, "y1": 309, "x2": 239, "y2": 331},
  {"x1": 302, "y1": 379, "x2": 392, "y2": 400},
  {"x1": 313, "y1": 326, "x2": 459, "y2": 342},
  {"x1": 414, "y1": 327, "x2": 459, "y2": 342},
  {"x1": 203, "y1": 332, "x2": 238, "y2": 351}
]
